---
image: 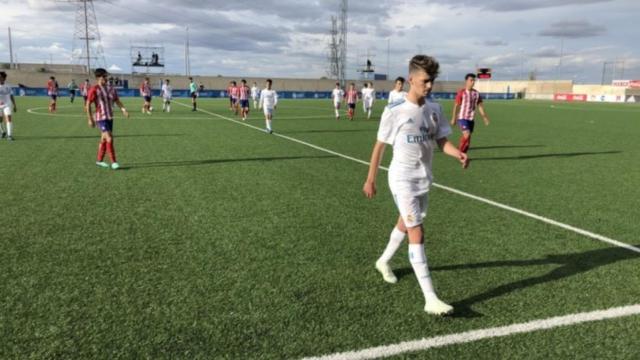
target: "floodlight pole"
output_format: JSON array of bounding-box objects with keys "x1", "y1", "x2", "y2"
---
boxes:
[{"x1": 8, "y1": 27, "x2": 14, "y2": 69}]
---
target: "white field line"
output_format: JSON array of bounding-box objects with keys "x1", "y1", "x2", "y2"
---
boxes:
[
  {"x1": 301, "y1": 304, "x2": 640, "y2": 360},
  {"x1": 174, "y1": 101, "x2": 640, "y2": 254}
]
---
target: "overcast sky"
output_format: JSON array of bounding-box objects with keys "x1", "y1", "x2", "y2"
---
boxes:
[{"x1": 1, "y1": 0, "x2": 639, "y2": 83}]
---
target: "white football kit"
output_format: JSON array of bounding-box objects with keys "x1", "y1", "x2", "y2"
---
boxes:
[
  {"x1": 362, "y1": 87, "x2": 375, "y2": 109},
  {"x1": 332, "y1": 88, "x2": 344, "y2": 108},
  {"x1": 161, "y1": 84, "x2": 173, "y2": 100},
  {"x1": 388, "y1": 89, "x2": 407, "y2": 104},
  {"x1": 259, "y1": 88, "x2": 278, "y2": 116},
  {"x1": 251, "y1": 86, "x2": 259, "y2": 100},
  {"x1": 376, "y1": 97, "x2": 451, "y2": 227},
  {"x1": 0, "y1": 83, "x2": 14, "y2": 116}
]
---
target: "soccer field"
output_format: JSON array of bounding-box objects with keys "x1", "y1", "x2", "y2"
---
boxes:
[{"x1": 2, "y1": 97, "x2": 640, "y2": 359}]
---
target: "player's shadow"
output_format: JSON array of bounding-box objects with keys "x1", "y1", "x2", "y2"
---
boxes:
[
  {"x1": 119, "y1": 154, "x2": 336, "y2": 170},
  {"x1": 471, "y1": 150, "x2": 621, "y2": 161},
  {"x1": 469, "y1": 144, "x2": 545, "y2": 151},
  {"x1": 19, "y1": 134, "x2": 185, "y2": 140},
  {"x1": 281, "y1": 129, "x2": 376, "y2": 134},
  {"x1": 397, "y1": 245, "x2": 640, "y2": 318}
]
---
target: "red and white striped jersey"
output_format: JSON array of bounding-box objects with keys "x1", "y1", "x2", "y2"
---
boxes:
[
  {"x1": 346, "y1": 89, "x2": 358, "y2": 104},
  {"x1": 81, "y1": 82, "x2": 90, "y2": 96},
  {"x1": 87, "y1": 84, "x2": 119, "y2": 121},
  {"x1": 47, "y1": 80, "x2": 58, "y2": 96},
  {"x1": 238, "y1": 85, "x2": 250, "y2": 100},
  {"x1": 454, "y1": 88, "x2": 483, "y2": 120},
  {"x1": 139, "y1": 82, "x2": 151, "y2": 96},
  {"x1": 230, "y1": 86, "x2": 240, "y2": 98}
]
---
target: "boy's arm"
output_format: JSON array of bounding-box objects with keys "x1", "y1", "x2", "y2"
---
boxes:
[
  {"x1": 363, "y1": 141, "x2": 386, "y2": 198},
  {"x1": 437, "y1": 137, "x2": 469, "y2": 168},
  {"x1": 10, "y1": 94, "x2": 16, "y2": 112},
  {"x1": 478, "y1": 103, "x2": 490, "y2": 125},
  {"x1": 114, "y1": 99, "x2": 129, "y2": 118},
  {"x1": 85, "y1": 100, "x2": 95, "y2": 127},
  {"x1": 450, "y1": 103, "x2": 458, "y2": 125}
]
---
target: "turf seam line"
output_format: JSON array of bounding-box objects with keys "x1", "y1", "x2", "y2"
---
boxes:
[
  {"x1": 300, "y1": 304, "x2": 640, "y2": 360},
  {"x1": 173, "y1": 101, "x2": 640, "y2": 254}
]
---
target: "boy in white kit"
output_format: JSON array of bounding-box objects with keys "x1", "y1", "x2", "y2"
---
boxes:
[
  {"x1": 251, "y1": 82, "x2": 260, "y2": 109},
  {"x1": 0, "y1": 72, "x2": 17, "y2": 141},
  {"x1": 259, "y1": 79, "x2": 278, "y2": 134},
  {"x1": 362, "y1": 82, "x2": 375, "y2": 119},
  {"x1": 161, "y1": 79, "x2": 173, "y2": 112},
  {"x1": 388, "y1": 76, "x2": 407, "y2": 104},
  {"x1": 363, "y1": 55, "x2": 469, "y2": 315},
  {"x1": 331, "y1": 82, "x2": 344, "y2": 120}
]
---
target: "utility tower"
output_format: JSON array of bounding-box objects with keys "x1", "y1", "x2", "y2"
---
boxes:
[
  {"x1": 327, "y1": 0, "x2": 348, "y2": 86},
  {"x1": 67, "y1": 0, "x2": 106, "y2": 73}
]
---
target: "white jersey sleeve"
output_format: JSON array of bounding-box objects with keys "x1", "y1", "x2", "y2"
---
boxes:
[
  {"x1": 377, "y1": 103, "x2": 401, "y2": 145},
  {"x1": 427, "y1": 99, "x2": 452, "y2": 140}
]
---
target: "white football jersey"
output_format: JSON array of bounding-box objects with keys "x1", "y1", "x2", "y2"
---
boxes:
[
  {"x1": 0, "y1": 83, "x2": 13, "y2": 108},
  {"x1": 260, "y1": 88, "x2": 278, "y2": 108},
  {"x1": 161, "y1": 84, "x2": 173, "y2": 99},
  {"x1": 251, "y1": 86, "x2": 259, "y2": 98},
  {"x1": 362, "y1": 88, "x2": 375, "y2": 100},
  {"x1": 377, "y1": 98, "x2": 451, "y2": 196},
  {"x1": 388, "y1": 89, "x2": 407, "y2": 104},
  {"x1": 332, "y1": 88, "x2": 344, "y2": 102}
]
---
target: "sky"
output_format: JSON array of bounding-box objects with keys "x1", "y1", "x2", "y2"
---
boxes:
[{"x1": 1, "y1": 0, "x2": 639, "y2": 83}]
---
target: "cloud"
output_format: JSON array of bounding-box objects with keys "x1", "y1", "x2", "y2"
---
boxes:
[
  {"x1": 531, "y1": 46, "x2": 561, "y2": 58},
  {"x1": 538, "y1": 20, "x2": 606, "y2": 38},
  {"x1": 483, "y1": 39, "x2": 508, "y2": 47},
  {"x1": 428, "y1": 0, "x2": 612, "y2": 12}
]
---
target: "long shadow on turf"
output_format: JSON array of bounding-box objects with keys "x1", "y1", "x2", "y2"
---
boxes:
[
  {"x1": 397, "y1": 245, "x2": 639, "y2": 318},
  {"x1": 280, "y1": 129, "x2": 377, "y2": 134},
  {"x1": 470, "y1": 144, "x2": 545, "y2": 151},
  {"x1": 471, "y1": 150, "x2": 621, "y2": 161},
  {"x1": 119, "y1": 155, "x2": 337, "y2": 170},
  {"x1": 18, "y1": 134, "x2": 186, "y2": 140}
]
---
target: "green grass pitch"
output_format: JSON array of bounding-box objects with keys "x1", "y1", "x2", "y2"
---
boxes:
[{"x1": 1, "y1": 96, "x2": 639, "y2": 358}]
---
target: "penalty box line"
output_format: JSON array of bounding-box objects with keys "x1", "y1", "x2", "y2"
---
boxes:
[{"x1": 173, "y1": 101, "x2": 640, "y2": 255}]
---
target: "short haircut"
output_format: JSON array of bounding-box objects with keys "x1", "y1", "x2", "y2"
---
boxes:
[
  {"x1": 409, "y1": 55, "x2": 439, "y2": 79},
  {"x1": 363, "y1": 83, "x2": 368, "y2": 88},
  {"x1": 241, "y1": 79, "x2": 246, "y2": 84},
  {"x1": 0, "y1": 71, "x2": 6, "y2": 79},
  {"x1": 50, "y1": 76, "x2": 55, "y2": 80},
  {"x1": 85, "y1": 79, "x2": 89, "y2": 81},
  {"x1": 94, "y1": 68, "x2": 108, "y2": 78},
  {"x1": 165, "y1": 79, "x2": 170, "y2": 82},
  {"x1": 189, "y1": 77, "x2": 193, "y2": 81},
  {"x1": 395, "y1": 76, "x2": 405, "y2": 84},
  {"x1": 145, "y1": 77, "x2": 150, "y2": 81},
  {"x1": 232, "y1": 81, "x2": 236, "y2": 85},
  {"x1": 465, "y1": 73, "x2": 476, "y2": 80},
  {"x1": 335, "y1": 82, "x2": 340, "y2": 86},
  {"x1": 350, "y1": 82, "x2": 355, "y2": 86},
  {"x1": 266, "y1": 79, "x2": 272, "y2": 85}
]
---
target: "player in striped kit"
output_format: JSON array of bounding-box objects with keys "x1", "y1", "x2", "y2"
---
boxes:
[
  {"x1": 362, "y1": 82, "x2": 376, "y2": 120},
  {"x1": 259, "y1": 79, "x2": 278, "y2": 134},
  {"x1": 230, "y1": 81, "x2": 240, "y2": 116},
  {"x1": 331, "y1": 82, "x2": 344, "y2": 120},
  {"x1": 238, "y1": 79, "x2": 251, "y2": 121},
  {"x1": 47, "y1": 76, "x2": 59, "y2": 113},
  {"x1": 345, "y1": 83, "x2": 358, "y2": 121},
  {"x1": 450, "y1": 73, "x2": 490, "y2": 154},
  {"x1": 81, "y1": 79, "x2": 91, "y2": 106},
  {"x1": 0, "y1": 72, "x2": 17, "y2": 140},
  {"x1": 139, "y1": 77, "x2": 153, "y2": 115},
  {"x1": 86, "y1": 68, "x2": 129, "y2": 170}
]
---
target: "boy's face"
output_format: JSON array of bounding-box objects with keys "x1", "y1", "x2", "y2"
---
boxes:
[
  {"x1": 409, "y1": 69, "x2": 434, "y2": 98},
  {"x1": 465, "y1": 77, "x2": 476, "y2": 89},
  {"x1": 97, "y1": 75, "x2": 107, "y2": 85},
  {"x1": 0, "y1": 76, "x2": 5, "y2": 84},
  {"x1": 395, "y1": 81, "x2": 403, "y2": 91}
]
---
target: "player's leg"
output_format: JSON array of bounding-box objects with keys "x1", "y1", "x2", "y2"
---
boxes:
[
  {"x1": 5, "y1": 110, "x2": 13, "y2": 140},
  {"x1": 0, "y1": 111, "x2": 6, "y2": 138},
  {"x1": 96, "y1": 125, "x2": 109, "y2": 167},
  {"x1": 104, "y1": 127, "x2": 119, "y2": 169},
  {"x1": 334, "y1": 102, "x2": 340, "y2": 119},
  {"x1": 401, "y1": 194, "x2": 453, "y2": 315},
  {"x1": 264, "y1": 108, "x2": 273, "y2": 133},
  {"x1": 166, "y1": 99, "x2": 171, "y2": 113},
  {"x1": 375, "y1": 214, "x2": 407, "y2": 284}
]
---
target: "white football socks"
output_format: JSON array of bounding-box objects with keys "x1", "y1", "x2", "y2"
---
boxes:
[
  {"x1": 409, "y1": 243, "x2": 438, "y2": 303},
  {"x1": 6, "y1": 122, "x2": 12, "y2": 137},
  {"x1": 378, "y1": 227, "x2": 406, "y2": 263},
  {"x1": 334, "y1": 109, "x2": 339, "y2": 117},
  {"x1": 266, "y1": 119, "x2": 272, "y2": 130}
]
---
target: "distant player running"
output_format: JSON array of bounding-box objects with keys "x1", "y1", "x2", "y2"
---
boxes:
[
  {"x1": 226, "y1": 81, "x2": 234, "y2": 111},
  {"x1": 238, "y1": 79, "x2": 251, "y2": 121},
  {"x1": 450, "y1": 73, "x2": 490, "y2": 154},
  {"x1": 161, "y1": 79, "x2": 173, "y2": 112},
  {"x1": 251, "y1": 82, "x2": 260, "y2": 109},
  {"x1": 230, "y1": 81, "x2": 240, "y2": 115},
  {"x1": 139, "y1": 77, "x2": 152, "y2": 115},
  {"x1": 0, "y1": 71, "x2": 17, "y2": 141},
  {"x1": 47, "y1": 76, "x2": 59, "y2": 113},
  {"x1": 363, "y1": 55, "x2": 468, "y2": 316},
  {"x1": 362, "y1": 82, "x2": 376, "y2": 119},
  {"x1": 189, "y1": 77, "x2": 198, "y2": 111},
  {"x1": 86, "y1": 68, "x2": 129, "y2": 170},
  {"x1": 259, "y1": 79, "x2": 278, "y2": 134},
  {"x1": 331, "y1": 82, "x2": 344, "y2": 120},
  {"x1": 388, "y1": 76, "x2": 407, "y2": 104},
  {"x1": 345, "y1": 83, "x2": 358, "y2": 121}
]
